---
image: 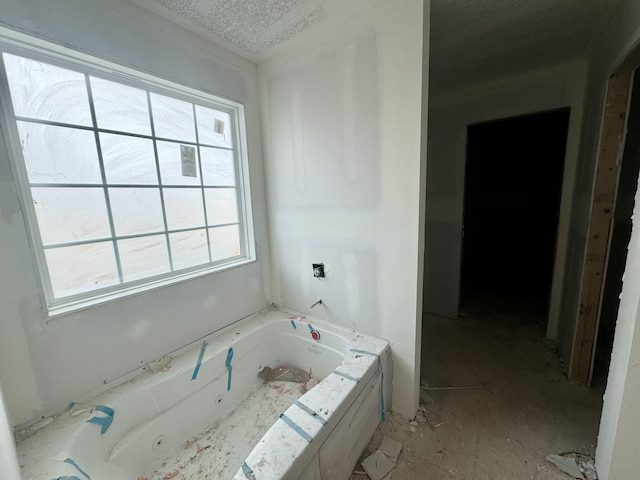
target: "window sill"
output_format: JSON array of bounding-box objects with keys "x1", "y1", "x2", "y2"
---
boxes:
[{"x1": 45, "y1": 256, "x2": 256, "y2": 320}]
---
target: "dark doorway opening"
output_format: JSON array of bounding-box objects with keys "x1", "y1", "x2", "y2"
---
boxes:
[{"x1": 460, "y1": 109, "x2": 570, "y2": 328}]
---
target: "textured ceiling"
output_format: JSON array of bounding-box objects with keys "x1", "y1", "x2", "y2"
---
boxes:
[
  {"x1": 429, "y1": 0, "x2": 623, "y2": 93},
  {"x1": 128, "y1": 0, "x2": 384, "y2": 62},
  {"x1": 128, "y1": 0, "x2": 623, "y2": 92}
]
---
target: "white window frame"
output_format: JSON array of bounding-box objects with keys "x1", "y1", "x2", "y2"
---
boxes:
[{"x1": 0, "y1": 28, "x2": 256, "y2": 318}]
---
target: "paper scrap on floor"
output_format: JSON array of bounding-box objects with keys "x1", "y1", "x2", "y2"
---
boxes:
[
  {"x1": 361, "y1": 436, "x2": 403, "y2": 480},
  {"x1": 546, "y1": 453, "x2": 598, "y2": 480}
]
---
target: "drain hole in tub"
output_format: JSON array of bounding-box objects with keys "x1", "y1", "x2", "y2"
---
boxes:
[
  {"x1": 215, "y1": 394, "x2": 224, "y2": 406},
  {"x1": 152, "y1": 435, "x2": 166, "y2": 451}
]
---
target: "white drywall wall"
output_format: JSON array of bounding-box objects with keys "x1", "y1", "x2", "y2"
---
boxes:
[
  {"x1": 258, "y1": 0, "x2": 427, "y2": 418},
  {"x1": 424, "y1": 61, "x2": 587, "y2": 344},
  {"x1": 0, "y1": 382, "x2": 20, "y2": 480},
  {"x1": 585, "y1": 1, "x2": 640, "y2": 478},
  {"x1": 0, "y1": 0, "x2": 271, "y2": 426}
]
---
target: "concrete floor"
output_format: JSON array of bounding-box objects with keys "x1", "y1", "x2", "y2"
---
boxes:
[{"x1": 353, "y1": 305, "x2": 605, "y2": 479}]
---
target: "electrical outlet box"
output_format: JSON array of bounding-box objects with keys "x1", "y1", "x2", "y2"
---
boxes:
[{"x1": 313, "y1": 263, "x2": 325, "y2": 278}]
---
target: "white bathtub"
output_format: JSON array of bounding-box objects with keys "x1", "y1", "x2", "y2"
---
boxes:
[{"x1": 17, "y1": 306, "x2": 391, "y2": 480}]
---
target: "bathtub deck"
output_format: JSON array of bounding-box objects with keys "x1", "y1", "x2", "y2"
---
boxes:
[{"x1": 141, "y1": 380, "x2": 308, "y2": 480}]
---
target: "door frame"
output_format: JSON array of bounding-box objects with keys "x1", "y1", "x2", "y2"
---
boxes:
[{"x1": 570, "y1": 47, "x2": 640, "y2": 383}]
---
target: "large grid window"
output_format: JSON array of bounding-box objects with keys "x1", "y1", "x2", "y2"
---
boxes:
[{"x1": 0, "y1": 47, "x2": 254, "y2": 315}]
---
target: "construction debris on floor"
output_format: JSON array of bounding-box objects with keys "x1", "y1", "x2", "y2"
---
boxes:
[
  {"x1": 546, "y1": 453, "x2": 598, "y2": 480},
  {"x1": 361, "y1": 436, "x2": 403, "y2": 480}
]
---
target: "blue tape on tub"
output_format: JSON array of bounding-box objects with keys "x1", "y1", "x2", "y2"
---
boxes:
[
  {"x1": 55, "y1": 477, "x2": 81, "y2": 480},
  {"x1": 225, "y1": 347, "x2": 234, "y2": 391},
  {"x1": 333, "y1": 370, "x2": 360, "y2": 383},
  {"x1": 242, "y1": 462, "x2": 256, "y2": 480},
  {"x1": 350, "y1": 348, "x2": 386, "y2": 421},
  {"x1": 294, "y1": 400, "x2": 327, "y2": 425},
  {"x1": 63, "y1": 458, "x2": 91, "y2": 480},
  {"x1": 307, "y1": 323, "x2": 314, "y2": 333},
  {"x1": 86, "y1": 405, "x2": 114, "y2": 434},
  {"x1": 279, "y1": 413, "x2": 313, "y2": 442},
  {"x1": 290, "y1": 319, "x2": 297, "y2": 329},
  {"x1": 191, "y1": 340, "x2": 208, "y2": 381}
]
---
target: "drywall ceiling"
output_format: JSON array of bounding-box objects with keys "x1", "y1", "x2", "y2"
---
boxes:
[
  {"x1": 129, "y1": 0, "x2": 622, "y2": 95},
  {"x1": 430, "y1": 0, "x2": 623, "y2": 94}
]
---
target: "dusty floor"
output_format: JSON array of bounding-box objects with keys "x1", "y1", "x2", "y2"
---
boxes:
[{"x1": 353, "y1": 302, "x2": 605, "y2": 479}]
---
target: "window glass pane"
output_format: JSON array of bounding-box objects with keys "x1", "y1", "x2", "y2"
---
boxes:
[
  {"x1": 150, "y1": 92, "x2": 196, "y2": 142},
  {"x1": 205, "y1": 188, "x2": 238, "y2": 226},
  {"x1": 109, "y1": 188, "x2": 164, "y2": 236},
  {"x1": 196, "y1": 105, "x2": 232, "y2": 148},
  {"x1": 169, "y1": 229, "x2": 209, "y2": 270},
  {"x1": 18, "y1": 122, "x2": 101, "y2": 184},
  {"x1": 101, "y1": 133, "x2": 158, "y2": 185},
  {"x1": 46, "y1": 242, "x2": 119, "y2": 297},
  {"x1": 163, "y1": 188, "x2": 205, "y2": 230},
  {"x1": 157, "y1": 141, "x2": 200, "y2": 186},
  {"x1": 209, "y1": 225, "x2": 241, "y2": 261},
  {"x1": 32, "y1": 187, "x2": 111, "y2": 245},
  {"x1": 3, "y1": 53, "x2": 92, "y2": 126},
  {"x1": 201, "y1": 147, "x2": 235, "y2": 186},
  {"x1": 118, "y1": 235, "x2": 170, "y2": 282},
  {"x1": 91, "y1": 77, "x2": 151, "y2": 135}
]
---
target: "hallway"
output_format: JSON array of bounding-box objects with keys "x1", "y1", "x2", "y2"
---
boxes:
[{"x1": 356, "y1": 309, "x2": 604, "y2": 479}]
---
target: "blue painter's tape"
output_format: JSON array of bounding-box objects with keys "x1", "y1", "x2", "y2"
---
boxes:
[
  {"x1": 55, "y1": 477, "x2": 81, "y2": 480},
  {"x1": 225, "y1": 347, "x2": 234, "y2": 391},
  {"x1": 242, "y1": 462, "x2": 256, "y2": 480},
  {"x1": 86, "y1": 405, "x2": 114, "y2": 434},
  {"x1": 294, "y1": 400, "x2": 327, "y2": 425},
  {"x1": 307, "y1": 323, "x2": 314, "y2": 333},
  {"x1": 333, "y1": 370, "x2": 360, "y2": 383},
  {"x1": 63, "y1": 458, "x2": 91, "y2": 480},
  {"x1": 279, "y1": 413, "x2": 313, "y2": 443},
  {"x1": 191, "y1": 340, "x2": 208, "y2": 381},
  {"x1": 350, "y1": 348, "x2": 386, "y2": 421},
  {"x1": 290, "y1": 319, "x2": 297, "y2": 329}
]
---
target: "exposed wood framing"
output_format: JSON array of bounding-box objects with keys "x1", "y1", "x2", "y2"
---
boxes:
[{"x1": 571, "y1": 48, "x2": 640, "y2": 382}]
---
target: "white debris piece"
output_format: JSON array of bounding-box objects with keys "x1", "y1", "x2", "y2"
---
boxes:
[{"x1": 361, "y1": 436, "x2": 403, "y2": 480}]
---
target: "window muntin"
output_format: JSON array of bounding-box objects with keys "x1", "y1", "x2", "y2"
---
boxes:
[{"x1": 0, "y1": 47, "x2": 254, "y2": 315}]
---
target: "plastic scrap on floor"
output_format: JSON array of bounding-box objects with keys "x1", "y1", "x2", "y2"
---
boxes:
[
  {"x1": 546, "y1": 453, "x2": 598, "y2": 480},
  {"x1": 361, "y1": 436, "x2": 402, "y2": 480},
  {"x1": 191, "y1": 341, "x2": 207, "y2": 381},
  {"x1": 86, "y1": 405, "x2": 114, "y2": 434}
]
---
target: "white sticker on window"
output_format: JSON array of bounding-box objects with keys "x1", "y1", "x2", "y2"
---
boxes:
[
  {"x1": 214, "y1": 119, "x2": 225, "y2": 135},
  {"x1": 180, "y1": 145, "x2": 197, "y2": 178}
]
